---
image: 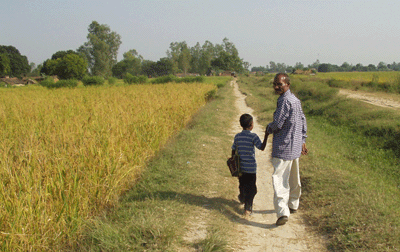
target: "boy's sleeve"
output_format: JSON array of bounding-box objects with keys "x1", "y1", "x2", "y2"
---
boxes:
[
  {"x1": 254, "y1": 135, "x2": 263, "y2": 150},
  {"x1": 231, "y1": 136, "x2": 237, "y2": 150}
]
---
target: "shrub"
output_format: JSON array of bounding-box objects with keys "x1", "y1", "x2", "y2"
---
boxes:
[
  {"x1": 40, "y1": 78, "x2": 78, "y2": 89},
  {"x1": 216, "y1": 82, "x2": 225, "y2": 88},
  {"x1": 56, "y1": 79, "x2": 78, "y2": 88},
  {"x1": 137, "y1": 75, "x2": 148, "y2": 84},
  {"x1": 107, "y1": 77, "x2": 117, "y2": 85},
  {"x1": 82, "y1": 76, "x2": 105, "y2": 86},
  {"x1": 39, "y1": 77, "x2": 55, "y2": 88},
  {"x1": 151, "y1": 75, "x2": 205, "y2": 84},
  {"x1": 151, "y1": 74, "x2": 177, "y2": 84},
  {"x1": 176, "y1": 76, "x2": 205, "y2": 83},
  {"x1": 123, "y1": 73, "x2": 148, "y2": 85}
]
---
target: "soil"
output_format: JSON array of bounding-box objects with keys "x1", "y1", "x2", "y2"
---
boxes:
[
  {"x1": 229, "y1": 79, "x2": 327, "y2": 251},
  {"x1": 339, "y1": 89, "x2": 400, "y2": 109}
]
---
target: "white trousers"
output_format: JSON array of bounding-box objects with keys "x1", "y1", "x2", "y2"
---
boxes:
[{"x1": 271, "y1": 157, "x2": 301, "y2": 218}]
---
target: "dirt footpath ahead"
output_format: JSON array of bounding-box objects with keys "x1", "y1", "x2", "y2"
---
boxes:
[
  {"x1": 339, "y1": 89, "x2": 400, "y2": 109},
  {"x1": 229, "y1": 79, "x2": 326, "y2": 252}
]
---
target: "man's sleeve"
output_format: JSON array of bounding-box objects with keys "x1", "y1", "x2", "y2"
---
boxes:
[
  {"x1": 302, "y1": 110, "x2": 308, "y2": 143},
  {"x1": 267, "y1": 99, "x2": 289, "y2": 134}
]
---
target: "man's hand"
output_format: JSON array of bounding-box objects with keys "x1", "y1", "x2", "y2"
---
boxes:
[{"x1": 301, "y1": 143, "x2": 308, "y2": 155}]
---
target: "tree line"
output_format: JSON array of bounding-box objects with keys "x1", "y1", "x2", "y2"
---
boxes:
[
  {"x1": 251, "y1": 60, "x2": 400, "y2": 73},
  {"x1": 2, "y1": 20, "x2": 400, "y2": 79},
  {"x1": 0, "y1": 21, "x2": 247, "y2": 80}
]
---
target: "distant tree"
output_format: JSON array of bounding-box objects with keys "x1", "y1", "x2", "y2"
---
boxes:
[
  {"x1": 112, "y1": 49, "x2": 143, "y2": 78},
  {"x1": 78, "y1": 21, "x2": 122, "y2": 77},
  {"x1": 190, "y1": 42, "x2": 202, "y2": 74},
  {"x1": 0, "y1": 53, "x2": 11, "y2": 76},
  {"x1": 286, "y1": 66, "x2": 294, "y2": 73},
  {"x1": 0, "y1": 45, "x2": 30, "y2": 77},
  {"x1": 179, "y1": 43, "x2": 191, "y2": 76},
  {"x1": 31, "y1": 63, "x2": 42, "y2": 76},
  {"x1": 377, "y1": 62, "x2": 389, "y2": 71},
  {"x1": 367, "y1": 64, "x2": 377, "y2": 71},
  {"x1": 199, "y1": 40, "x2": 214, "y2": 75},
  {"x1": 141, "y1": 60, "x2": 157, "y2": 77},
  {"x1": 351, "y1": 63, "x2": 363, "y2": 72},
  {"x1": 308, "y1": 59, "x2": 320, "y2": 70},
  {"x1": 251, "y1": 66, "x2": 267, "y2": 72},
  {"x1": 155, "y1": 57, "x2": 173, "y2": 76},
  {"x1": 141, "y1": 58, "x2": 173, "y2": 77},
  {"x1": 294, "y1": 62, "x2": 304, "y2": 70},
  {"x1": 318, "y1": 63, "x2": 331, "y2": 72},
  {"x1": 56, "y1": 53, "x2": 87, "y2": 79},
  {"x1": 51, "y1": 50, "x2": 77, "y2": 60},
  {"x1": 340, "y1": 62, "x2": 352, "y2": 72},
  {"x1": 242, "y1": 61, "x2": 251, "y2": 71},
  {"x1": 276, "y1": 63, "x2": 286, "y2": 73},
  {"x1": 41, "y1": 51, "x2": 87, "y2": 79},
  {"x1": 388, "y1": 62, "x2": 400, "y2": 71},
  {"x1": 269, "y1": 61, "x2": 278, "y2": 72},
  {"x1": 167, "y1": 41, "x2": 192, "y2": 75}
]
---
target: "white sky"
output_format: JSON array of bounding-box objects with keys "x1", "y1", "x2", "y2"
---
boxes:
[{"x1": 1, "y1": 0, "x2": 399, "y2": 68}]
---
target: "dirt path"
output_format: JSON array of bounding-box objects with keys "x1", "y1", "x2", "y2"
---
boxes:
[
  {"x1": 229, "y1": 79, "x2": 326, "y2": 251},
  {"x1": 339, "y1": 89, "x2": 400, "y2": 109}
]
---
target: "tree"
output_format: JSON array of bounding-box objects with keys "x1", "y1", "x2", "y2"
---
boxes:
[
  {"x1": 308, "y1": 59, "x2": 320, "y2": 70},
  {"x1": 141, "y1": 58, "x2": 173, "y2": 77},
  {"x1": 0, "y1": 53, "x2": 11, "y2": 76},
  {"x1": 167, "y1": 41, "x2": 192, "y2": 75},
  {"x1": 210, "y1": 38, "x2": 244, "y2": 73},
  {"x1": 56, "y1": 53, "x2": 87, "y2": 79},
  {"x1": 0, "y1": 45, "x2": 30, "y2": 77},
  {"x1": 340, "y1": 62, "x2": 351, "y2": 72},
  {"x1": 377, "y1": 62, "x2": 389, "y2": 71},
  {"x1": 294, "y1": 62, "x2": 304, "y2": 70},
  {"x1": 318, "y1": 63, "x2": 331, "y2": 72},
  {"x1": 269, "y1": 61, "x2": 278, "y2": 72},
  {"x1": 112, "y1": 49, "x2": 143, "y2": 78},
  {"x1": 41, "y1": 51, "x2": 87, "y2": 79},
  {"x1": 367, "y1": 64, "x2": 377, "y2": 71},
  {"x1": 190, "y1": 42, "x2": 201, "y2": 74},
  {"x1": 78, "y1": 21, "x2": 122, "y2": 77},
  {"x1": 251, "y1": 66, "x2": 267, "y2": 72},
  {"x1": 199, "y1": 40, "x2": 214, "y2": 75}
]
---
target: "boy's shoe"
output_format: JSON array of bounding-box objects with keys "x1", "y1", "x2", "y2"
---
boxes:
[
  {"x1": 238, "y1": 194, "x2": 245, "y2": 204},
  {"x1": 276, "y1": 216, "x2": 288, "y2": 226},
  {"x1": 289, "y1": 208, "x2": 297, "y2": 214}
]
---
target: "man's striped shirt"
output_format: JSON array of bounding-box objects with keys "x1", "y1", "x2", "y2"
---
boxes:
[
  {"x1": 267, "y1": 89, "x2": 307, "y2": 160},
  {"x1": 232, "y1": 130, "x2": 263, "y2": 174}
]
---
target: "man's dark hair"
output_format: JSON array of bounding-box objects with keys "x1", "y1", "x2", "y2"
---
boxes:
[
  {"x1": 240, "y1": 114, "x2": 253, "y2": 128},
  {"x1": 274, "y1": 73, "x2": 291, "y2": 85}
]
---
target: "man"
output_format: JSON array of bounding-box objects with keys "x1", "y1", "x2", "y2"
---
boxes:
[{"x1": 266, "y1": 73, "x2": 308, "y2": 226}]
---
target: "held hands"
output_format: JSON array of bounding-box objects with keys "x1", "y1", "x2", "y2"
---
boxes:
[{"x1": 301, "y1": 143, "x2": 308, "y2": 155}]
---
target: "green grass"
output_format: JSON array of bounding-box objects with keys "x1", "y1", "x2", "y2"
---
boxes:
[
  {"x1": 237, "y1": 75, "x2": 400, "y2": 251},
  {"x1": 77, "y1": 78, "x2": 240, "y2": 251}
]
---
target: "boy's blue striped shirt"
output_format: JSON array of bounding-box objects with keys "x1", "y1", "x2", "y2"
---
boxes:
[{"x1": 232, "y1": 130, "x2": 263, "y2": 174}]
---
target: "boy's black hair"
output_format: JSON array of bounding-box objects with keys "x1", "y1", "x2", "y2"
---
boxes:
[{"x1": 240, "y1": 113, "x2": 253, "y2": 129}]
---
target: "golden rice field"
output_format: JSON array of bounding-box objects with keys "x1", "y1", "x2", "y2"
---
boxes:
[
  {"x1": 0, "y1": 82, "x2": 216, "y2": 251},
  {"x1": 301, "y1": 71, "x2": 400, "y2": 84}
]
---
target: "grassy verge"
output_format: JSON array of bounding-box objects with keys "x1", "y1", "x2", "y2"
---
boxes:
[
  {"x1": 237, "y1": 75, "x2": 400, "y2": 251},
  {"x1": 77, "y1": 77, "x2": 243, "y2": 251}
]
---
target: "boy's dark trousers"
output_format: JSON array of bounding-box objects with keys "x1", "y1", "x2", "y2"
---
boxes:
[{"x1": 238, "y1": 172, "x2": 257, "y2": 212}]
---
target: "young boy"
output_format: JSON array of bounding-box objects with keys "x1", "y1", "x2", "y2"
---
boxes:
[{"x1": 232, "y1": 113, "x2": 268, "y2": 215}]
